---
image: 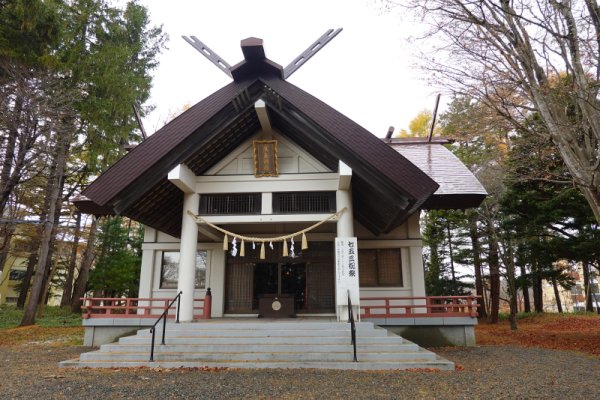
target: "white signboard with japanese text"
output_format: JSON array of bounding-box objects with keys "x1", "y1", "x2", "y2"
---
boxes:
[{"x1": 335, "y1": 237, "x2": 360, "y2": 321}]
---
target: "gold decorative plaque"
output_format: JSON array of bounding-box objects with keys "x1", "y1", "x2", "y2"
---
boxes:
[{"x1": 253, "y1": 140, "x2": 278, "y2": 177}]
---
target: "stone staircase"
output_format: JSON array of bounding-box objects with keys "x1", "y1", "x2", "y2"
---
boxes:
[{"x1": 60, "y1": 320, "x2": 454, "y2": 370}]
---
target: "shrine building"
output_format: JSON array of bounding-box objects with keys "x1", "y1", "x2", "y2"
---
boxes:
[{"x1": 73, "y1": 34, "x2": 486, "y2": 354}]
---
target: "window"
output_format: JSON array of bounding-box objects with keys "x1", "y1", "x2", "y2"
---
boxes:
[
  {"x1": 358, "y1": 249, "x2": 403, "y2": 287},
  {"x1": 273, "y1": 192, "x2": 336, "y2": 213},
  {"x1": 199, "y1": 193, "x2": 261, "y2": 215},
  {"x1": 160, "y1": 251, "x2": 207, "y2": 289},
  {"x1": 9, "y1": 269, "x2": 27, "y2": 281}
]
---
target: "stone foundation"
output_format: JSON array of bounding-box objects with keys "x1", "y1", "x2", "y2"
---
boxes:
[{"x1": 364, "y1": 317, "x2": 477, "y2": 347}]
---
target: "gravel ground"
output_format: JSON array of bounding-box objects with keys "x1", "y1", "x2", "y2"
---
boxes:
[{"x1": 0, "y1": 344, "x2": 599, "y2": 399}]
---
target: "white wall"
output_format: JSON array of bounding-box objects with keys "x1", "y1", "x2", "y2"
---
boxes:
[
  {"x1": 207, "y1": 132, "x2": 332, "y2": 175},
  {"x1": 357, "y1": 212, "x2": 427, "y2": 306},
  {"x1": 139, "y1": 211, "x2": 426, "y2": 317},
  {"x1": 140, "y1": 226, "x2": 225, "y2": 317}
]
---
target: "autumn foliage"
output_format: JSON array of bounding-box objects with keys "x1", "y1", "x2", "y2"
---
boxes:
[{"x1": 476, "y1": 313, "x2": 600, "y2": 356}]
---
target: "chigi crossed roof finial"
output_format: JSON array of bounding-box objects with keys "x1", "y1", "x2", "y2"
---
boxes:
[{"x1": 182, "y1": 28, "x2": 343, "y2": 80}]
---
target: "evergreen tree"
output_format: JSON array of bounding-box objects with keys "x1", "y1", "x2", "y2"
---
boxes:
[
  {"x1": 10, "y1": 0, "x2": 166, "y2": 326},
  {"x1": 88, "y1": 217, "x2": 142, "y2": 298}
]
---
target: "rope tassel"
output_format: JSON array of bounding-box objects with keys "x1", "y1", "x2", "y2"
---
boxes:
[
  {"x1": 301, "y1": 232, "x2": 308, "y2": 250},
  {"x1": 260, "y1": 242, "x2": 266, "y2": 260},
  {"x1": 282, "y1": 240, "x2": 288, "y2": 257},
  {"x1": 240, "y1": 239, "x2": 245, "y2": 257},
  {"x1": 223, "y1": 234, "x2": 228, "y2": 251}
]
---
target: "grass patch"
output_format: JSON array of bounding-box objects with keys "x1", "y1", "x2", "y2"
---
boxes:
[
  {"x1": 0, "y1": 305, "x2": 82, "y2": 329},
  {"x1": 0, "y1": 305, "x2": 84, "y2": 346},
  {"x1": 0, "y1": 325, "x2": 84, "y2": 346}
]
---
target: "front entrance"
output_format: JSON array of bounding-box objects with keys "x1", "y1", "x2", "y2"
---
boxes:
[
  {"x1": 254, "y1": 262, "x2": 306, "y2": 310},
  {"x1": 225, "y1": 242, "x2": 334, "y2": 315}
]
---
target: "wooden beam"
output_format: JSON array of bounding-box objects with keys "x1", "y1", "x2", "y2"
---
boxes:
[
  {"x1": 168, "y1": 164, "x2": 196, "y2": 193},
  {"x1": 197, "y1": 225, "x2": 221, "y2": 242},
  {"x1": 338, "y1": 160, "x2": 352, "y2": 190},
  {"x1": 255, "y1": 100, "x2": 272, "y2": 132}
]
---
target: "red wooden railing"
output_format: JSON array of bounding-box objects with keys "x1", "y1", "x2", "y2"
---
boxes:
[
  {"x1": 81, "y1": 294, "x2": 478, "y2": 320},
  {"x1": 360, "y1": 295, "x2": 480, "y2": 318},
  {"x1": 81, "y1": 292, "x2": 212, "y2": 320}
]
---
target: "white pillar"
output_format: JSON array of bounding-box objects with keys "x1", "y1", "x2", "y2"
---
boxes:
[
  {"x1": 137, "y1": 227, "x2": 156, "y2": 315},
  {"x1": 409, "y1": 246, "x2": 426, "y2": 297},
  {"x1": 336, "y1": 189, "x2": 354, "y2": 237},
  {"x1": 177, "y1": 192, "x2": 200, "y2": 322},
  {"x1": 336, "y1": 161, "x2": 354, "y2": 237},
  {"x1": 336, "y1": 160, "x2": 355, "y2": 321},
  {"x1": 407, "y1": 212, "x2": 427, "y2": 311}
]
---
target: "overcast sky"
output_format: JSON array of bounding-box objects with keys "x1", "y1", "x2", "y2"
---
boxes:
[{"x1": 133, "y1": 0, "x2": 439, "y2": 137}]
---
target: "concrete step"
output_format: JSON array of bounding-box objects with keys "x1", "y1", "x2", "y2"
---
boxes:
[
  {"x1": 118, "y1": 335, "x2": 405, "y2": 345},
  {"x1": 100, "y1": 343, "x2": 420, "y2": 353},
  {"x1": 135, "y1": 328, "x2": 389, "y2": 338},
  {"x1": 61, "y1": 320, "x2": 455, "y2": 371},
  {"x1": 79, "y1": 350, "x2": 438, "y2": 362},
  {"x1": 140, "y1": 321, "x2": 377, "y2": 331},
  {"x1": 60, "y1": 358, "x2": 455, "y2": 371}
]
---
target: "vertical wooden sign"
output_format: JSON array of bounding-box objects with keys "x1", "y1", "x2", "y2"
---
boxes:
[{"x1": 253, "y1": 140, "x2": 278, "y2": 177}]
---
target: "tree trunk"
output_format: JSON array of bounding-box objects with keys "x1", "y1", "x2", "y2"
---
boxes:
[
  {"x1": 16, "y1": 251, "x2": 36, "y2": 308},
  {"x1": 582, "y1": 262, "x2": 594, "y2": 312},
  {"x1": 0, "y1": 221, "x2": 16, "y2": 273},
  {"x1": 71, "y1": 216, "x2": 99, "y2": 313},
  {"x1": 0, "y1": 112, "x2": 20, "y2": 273},
  {"x1": 16, "y1": 225, "x2": 44, "y2": 309},
  {"x1": 551, "y1": 277, "x2": 563, "y2": 313},
  {"x1": 487, "y1": 224, "x2": 500, "y2": 324},
  {"x1": 520, "y1": 264, "x2": 531, "y2": 313},
  {"x1": 506, "y1": 241, "x2": 518, "y2": 331},
  {"x1": 61, "y1": 211, "x2": 82, "y2": 306},
  {"x1": 446, "y1": 220, "x2": 456, "y2": 283},
  {"x1": 38, "y1": 175, "x2": 65, "y2": 305},
  {"x1": 531, "y1": 272, "x2": 544, "y2": 313},
  {"x1": 468, "y1": 214, "x2": 487, "y2": 319},
  {"x1": 0, "y1": 95, "x2": 22, "y2": 217},
  {"x1": 21, "y1": 131, "x2": 69, "y2": 326},
  {"x1": 531, "y1": 258, "x2": 544, "y2": 312}
]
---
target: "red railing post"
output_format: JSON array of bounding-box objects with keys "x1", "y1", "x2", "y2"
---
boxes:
[
  {"x1": 203, "y1": 288, "x2": 212, "y2": 319},
  {"x1": 82, "y1": 298, "x2": 91, "y2": 318},
  {"x1": 468, "y1": 296, "x2": 478, "y2": 317}
]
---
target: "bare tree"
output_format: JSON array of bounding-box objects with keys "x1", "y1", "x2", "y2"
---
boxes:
[
  {"x1": 61, "y1": 211, "x2": 82, "y2": 306},
  {"x1": 0, "y1": 63, "x2": 57, "y2": 272},
  {"x1": 396, "y1": 0, "x2": 600, "y2": 222},
  {"x1": 21, "y1": 125, "x2": 73, "y2": 326}
]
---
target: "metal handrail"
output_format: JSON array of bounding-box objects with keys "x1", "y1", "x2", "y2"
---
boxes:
[
  {"x1": 348, "y1": 290, "x2": 357, "y2": 362},
  {"x1": 149, "y1": 291, "x2": 182, "y2": 362}
]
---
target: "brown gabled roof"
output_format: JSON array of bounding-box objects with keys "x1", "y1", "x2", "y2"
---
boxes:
[
  {"x1": 263, "y1": 77, "x2": 437, "y2": 201},
  {"x1": 76, "y1": 37, "x2": 443, "y2": 236},
  {"x1": 82, "y1": 80, "x2": 252, "y2": 206}
]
